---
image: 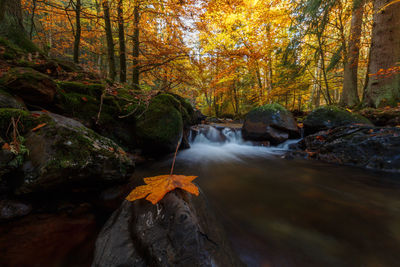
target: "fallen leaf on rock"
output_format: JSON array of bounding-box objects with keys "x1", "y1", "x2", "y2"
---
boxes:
[
  {"x1": 126, "y1": 175, "x2": 199, "y2": 204},
  {"x1": 31, "y1": 123, "x2": 47, "y2": 132}
]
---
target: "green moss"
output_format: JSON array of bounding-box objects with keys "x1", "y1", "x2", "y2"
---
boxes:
[
  {"x1": 0, "y1": 37, "x2": 25, "y2": 60},
  {"x1": 136, "y1": 94, "x2": 183, "y2": 152},
  {"x1": 256, "y1": 103, "x2": 288, "y2": 113},
  {"x1": 0, "y1": 108, "x2": 50, "y2": 138},
  {"x1": 168, "y1": 93, "x2": 196, "y2": 125},
  {"x1": 57, "y1": 81, "x2": 104, "y2": 97},
  {"x1": 304, "y1": 105, "x2": 372, "y2": 130}
]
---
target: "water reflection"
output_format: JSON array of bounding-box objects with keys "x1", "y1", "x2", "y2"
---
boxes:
[{"x1": 136, "y1": 125, "x2": 400, "y2": 267}]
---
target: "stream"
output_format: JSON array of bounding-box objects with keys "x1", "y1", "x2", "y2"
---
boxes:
[{"x1": 136, "y1": 124, "x2": 400, "y2": 267}]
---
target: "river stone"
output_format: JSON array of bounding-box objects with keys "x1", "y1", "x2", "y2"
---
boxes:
[
  {"x1": 0, "y1": 200, "x2": 32, "y2": 220},
  {"x1": 303, "y1": 106, "x2": 372, "y2": 135},
  {"x1": 2, "y1": 67, "x2": 57, "y2": 105},
  {"x1": 242, "y1": 103, "x2": 299, "y2": 145},
  {"x1": 16, "y1": 112, "x2": 134, "y2": 194},
  {"x1": 298, "y1": 125, "x2": 400, "y2": 172},
  {"x1": 92, "y1": 190, "x2": 244, "y2": 267}
]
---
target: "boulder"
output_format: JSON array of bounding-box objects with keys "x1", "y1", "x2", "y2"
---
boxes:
[
  {"x1": 92, "y1": 190, "x2": 244, "y2": 267},
  {"x1": 0, "y1": 90, "x2": 26, "y2": 109},
  {"x1": 16, "y1": 112, "x2": 134, "y2": 194},
  {"x1": 298, "y1": 125, "x2": 400, "y2": 172},
  {"x1": 359, "y1": 107, "x2": 400, "y2": 127},
  {"x1": 303, "y1": 106, "x2": 372, "y2": 135},
  {"x1": 136, "y1": 94, "x2": 185, "y2": 154},
  {"x1": 1, "y1": 67, "x2": 57, "y2": 105},
  {"x1": 242, "y1": 103, "x2": 299, "y2": 145},
  {"x1": 0, "y1": 200, "x2": 32, "y2": 220}
]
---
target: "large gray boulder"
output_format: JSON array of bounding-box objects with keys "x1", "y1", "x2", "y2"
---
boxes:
[
  {"x1": 92, "y1": 190, "x2": 244, "y2": 267},
  {"x1": 16, "y1": 112, "x2": 134, "y2": 194},
  {"x1": 242, "y1": 103, "x2": 299, "y2": 144}
]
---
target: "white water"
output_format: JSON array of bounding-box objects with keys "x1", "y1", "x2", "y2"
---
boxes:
[{"x1": 178, "y1": 125, "x2": 301, "y2": 163}]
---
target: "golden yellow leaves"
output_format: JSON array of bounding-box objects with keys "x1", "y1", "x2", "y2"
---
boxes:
[{"x1": 126, "y1": 175, "x2": 199, "y2": 204}]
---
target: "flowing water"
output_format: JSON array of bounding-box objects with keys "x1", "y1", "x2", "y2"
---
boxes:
[{"x1": 136, "y1": 124, "x2": 400, "y2": 267}]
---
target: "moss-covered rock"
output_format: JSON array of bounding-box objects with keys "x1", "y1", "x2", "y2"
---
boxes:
[
  {"x1": 0, "y1": 108, "x2": 50, "y2": 139},
  {"x1": 303, "y1": 106, "x2": 373, "y2": 135},
  {"x1": 1, "y1": 67, "x2": 57, "y2": 105},
  {"x1": 136, "y1": 94, "x2": 184, "y2": 154},
  {"x1": 0, "y1": 37, "x2": 27, "y2": 60},
  {"x1": 57, "y1": 81, "x2": 104, "y2": 98},
  {"x1": 16, "y1": 112, "x2": 134, "y2": 194},
  {"x1": 0, "y1": 89, "x2": 26, "y2": 109},
  {"x1": 168, "y1": 93, "x2": 197, "y2": 126},
  {"x1": 358, "y1": 107, "x2": 400, "y2": 127},
  {"x1": 242, "y1": 103, "x2": 299, "y2": 144}
]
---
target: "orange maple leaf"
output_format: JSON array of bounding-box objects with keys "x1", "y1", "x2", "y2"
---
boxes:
[
  {"x1": 31, "y1": 123, "x2": 47, "y2": 132},
  {"x1": 81, "y1": 97, "x2": 88, "y2": 102},
  {"x1": 126, "y1": 175, "x2": 199, "y2": 204}
]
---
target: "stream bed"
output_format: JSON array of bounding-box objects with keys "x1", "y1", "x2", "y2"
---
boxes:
[{"x1": 136, "y1": 125, "x2": 400, "y2": 267}]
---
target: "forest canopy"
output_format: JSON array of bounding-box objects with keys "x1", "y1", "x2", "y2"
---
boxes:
[{"x1": 2, "y1": 0, "x2": 400, "y2": 117}]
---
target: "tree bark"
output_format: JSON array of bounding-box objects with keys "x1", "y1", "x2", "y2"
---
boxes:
[
  {"x1": 364, "y1": 0, "x2": 400, "y2": 107},
  {"x1": 340, "y1": 0, "x2": 365, "y2": 107},
  {"x1": 102, "y1": 0, "x2": 117, "y2": 82},
  {"x1": 117, "y1": 0, "x2": 127, "y2": 83},
  {"x1": 132, "y1": 1, "x2": 140, "y2": 89},
  {"x1": 73, "y1": 0, "x2": 82, "y2": 64}
]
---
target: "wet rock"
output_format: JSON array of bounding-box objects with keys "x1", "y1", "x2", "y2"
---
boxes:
[
  {"x1": 298, "y1": 125, "x2": 400, "y2": 172},
  {"x1": 0, "y1": 200, "x2": 32, "y2": 220},
  {"x1": 242, "y1": 103, "x2": 299, "y2": 145},
  {"x1": 92, "y1": 190, "x2": 244, "y2": 267},
  {"x1": 303, "y1": 106, "x2": 372, "y2": 136},
  {"x1": 16, "y1": 112, "x2": 134, "y2": 194},
  {"x1": 2, "y1": 67, "x2": 57, "y2": 105}
]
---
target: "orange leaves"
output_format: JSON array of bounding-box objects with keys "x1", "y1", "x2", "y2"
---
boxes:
[
  {"x1": 81, "y1": 96, "x2": 88, "y2": 102},
  {"x1": 31, "y1": 123, "x2": 47, "y2": 132},
  {"x1": 126, "y1": 175, "x2": 199, "y2": 204}
]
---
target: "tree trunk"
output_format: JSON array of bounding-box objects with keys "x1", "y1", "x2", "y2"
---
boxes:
[
  {"x1": 73, "y1": 0, "x2": 81, "y2": 64},
  {"x1": 118, "y1": 0, "x2": 127, "y2": 83},
  {"x1": 340, "y1": 0, "x2": 365, "y2": 107},
  {"x1": 132, "y1": 1, "x2": 140, "y2": 89},
  {"x1": 364, "y1": 0, "x2": 400, "y2": 107},
  {"x1": 102, "y1": 0, "x2": 116, "y2": 82}
]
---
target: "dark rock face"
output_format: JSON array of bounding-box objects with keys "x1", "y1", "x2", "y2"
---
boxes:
[
  {"x1": 17, "y1": 112, "x2": 134, "y2": 194},
  {"x1": 93, "y1": 190, "x2": 244, "y2": 267},
  {"x1": 242, "y1": 103, "x2": 299, "y2": 145},
  {"x1": 2, "y1": 67, "x2": 57, "y2": 105},
  {"x1": 0, "y1": 90, "x2": 26, "y2": 109},
  {"x1": 303, "y1": 106, "x2": 372, "y2": 136},
  {"x1": 298, "y1": 125, "x2": 400, "y2": 172}
]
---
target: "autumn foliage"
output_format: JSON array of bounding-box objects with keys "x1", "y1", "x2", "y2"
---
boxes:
[{"x1": 126, "y1": 174, "x2": 199, "y2": 204}]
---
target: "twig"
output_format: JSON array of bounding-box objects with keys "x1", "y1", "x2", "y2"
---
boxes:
[{"x1": 170, "y1": 140, "x2": 181, "y2": 176}]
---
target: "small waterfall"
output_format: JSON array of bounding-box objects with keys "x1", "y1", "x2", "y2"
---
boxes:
[
  {"x1": 190, "y1": 125, "x2": 250, "y2": 145},
  {"x1": 179, "y1": 125, "x2": 301, "y2": 163}
]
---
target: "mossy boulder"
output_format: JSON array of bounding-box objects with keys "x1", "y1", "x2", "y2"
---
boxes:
[
  {"x1": 57, "y1": 81, "x2": 104, "y2": 98},
  {"x1": 0, "y1": 89, "x2": 26, "y2": 109},
  {"x1": 0, "y1": 108, "x2": 50, "y2": 139},
  {"x1": 15, "y1": 112, "x2": 134, "y2": 194},
  {"x1": 168, "y1": 93, "x2": 197, "y2": 126},
  {"x1": 242, "y1": 103, "x2": 299, "y2": 145},
  {"x1": 1, "y1": 67, "x2": 57, "y2": 105},
  {"x1": 136, "y1": 94, "x2": 185, "y2": 154},
  {"x1": 0, "y1": 37, "x2": 26, "y2": 60},
  {"x1": 303, "y1": 106, "x2": 373, "y2": 135}
]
